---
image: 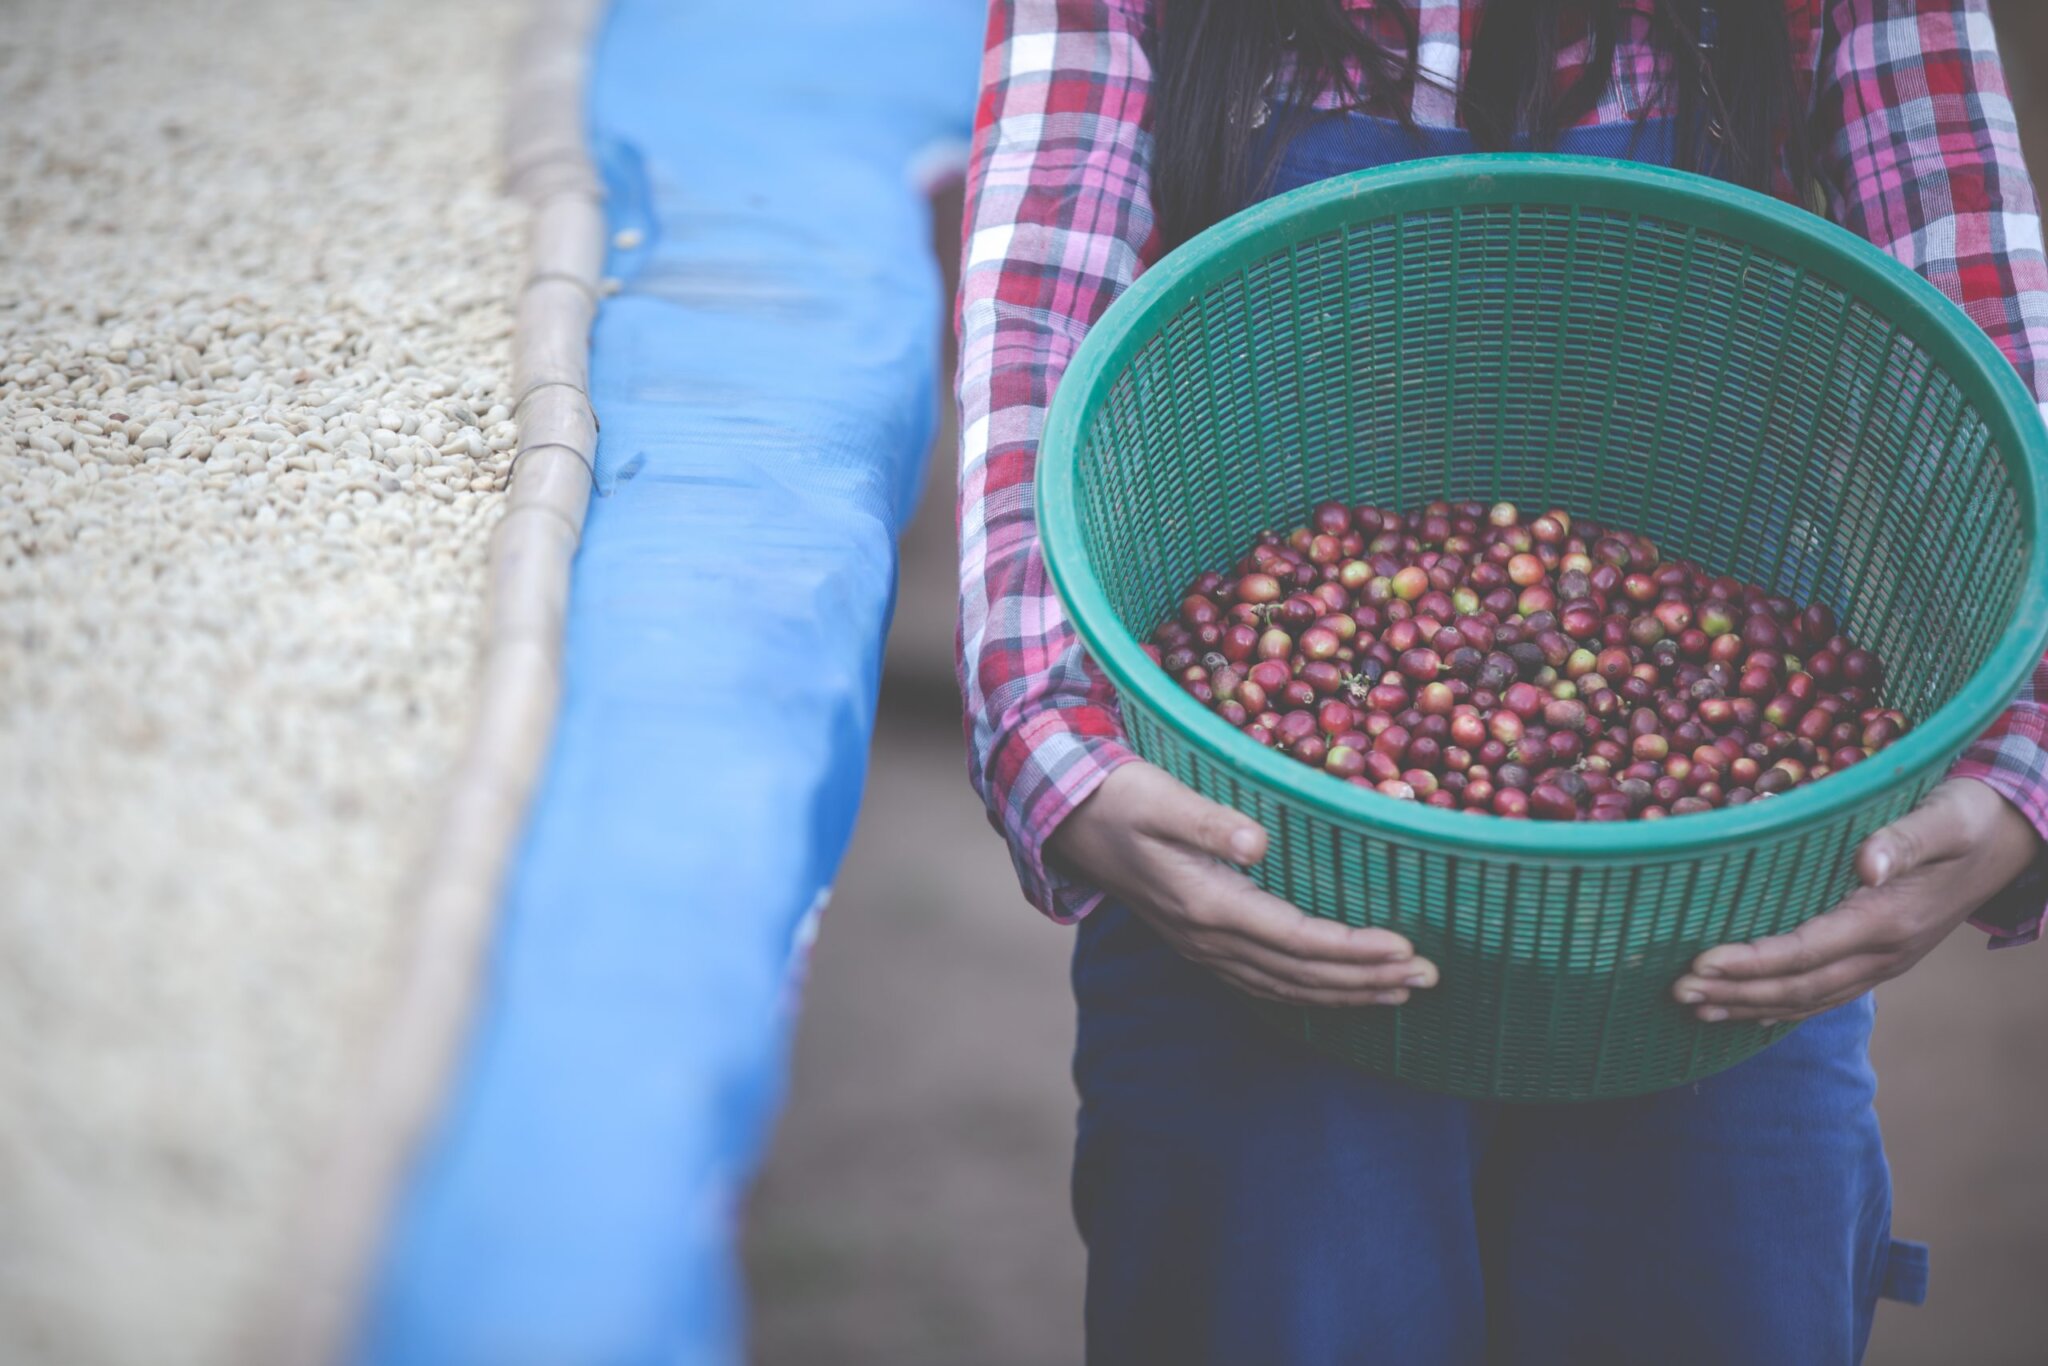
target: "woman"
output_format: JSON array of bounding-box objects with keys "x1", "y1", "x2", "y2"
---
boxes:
[{"x1": 956, "y1": 2, "x2": 2048, "y2": 1361}]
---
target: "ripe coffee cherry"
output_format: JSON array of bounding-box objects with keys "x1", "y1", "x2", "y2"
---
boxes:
[
  {"x1": 1325, "y1": 745, "x2": 1367, "y2": 779},
  {"x1": 1798, "y1": 601, "x2": 1836, "y2": 646},
  {"x1": 1389, "y1": 566, "x2": 1429, "y2": 600},
  {"x1": 1220, "y1": 623, "x2": 1260, "y2": 662},
  {"x1": 1406, "y1": 733, "x2": 1444, "y2": 769},
  {"x1": 1365, "y1": 682, "x2": 1410, "y2": 713},
  {"x1": 1448, "y1": 712, "x2": 1488, "y2": 750},
  {"x1": 1544, "y1": 698, "x2": 1587, "y2": 732},
  {"x1": 1530, "y1": 783, "x2": 1577, "y2": 820},
  {"x1": 1738, "y1": 666, "x2": 1777, "y2": 699},
  {"x1": 1417, "y1": 682, "x2": 1457, "y2": 715},
  {"x1": 1275, "y1": 710, "x2": 1318, "y2": 745},
  {"x1": 1299, "y1": 661, "x2": 1345, "y2": 695},
  {"x1": 1702, "y1": 634, "x2": 1742, "y2": 669},
  {"x1": 1398, "y1": 648, "x2": 1443, "y2": 683},
  {"x1": 1248, "y1": 659, "x2": 1290, "y2": 693},
  {"x1": 1237, "y1": 573, "x2": 1283, "y2": 604},
  {"x1": 1840, "y1": 648, "x2": 1883, "y2": 689},
  {"x1": 1653, "y1": 600, "x2": 1694, "y2": 635},
  {"x1": 1501, "y1": 682, "x2": 1547, "y2": 719}
]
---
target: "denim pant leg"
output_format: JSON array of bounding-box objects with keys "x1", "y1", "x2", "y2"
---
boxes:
[
  {"x1": 1073, "y1": 903, "x2": 1492, "y2": 1366},
  {"x1": 1489, "y1": 995, "x2": 1922, "y2": 1366}
]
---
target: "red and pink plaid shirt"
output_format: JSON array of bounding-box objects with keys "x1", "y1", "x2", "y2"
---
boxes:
[{"x1": 957, "y1": 0, "x2": 2048, "y2": 935}]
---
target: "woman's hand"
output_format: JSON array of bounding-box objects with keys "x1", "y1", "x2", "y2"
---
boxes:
[
  {"x1": 1048, "y1": 762, "x2": 1438, "y2": 1007},
  {"x1": 1674, "y1": 778, "x2": 2041, "y2": 1024}
]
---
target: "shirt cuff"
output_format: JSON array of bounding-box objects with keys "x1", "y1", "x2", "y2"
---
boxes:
[
  {"x1": 985, "y1": 703, "x2": 1138, "y2": 923},
  {"x1": 1949, "y1": 737, "x2": 2048, "y2": 948}
]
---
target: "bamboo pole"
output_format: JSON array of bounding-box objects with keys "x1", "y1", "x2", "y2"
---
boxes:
[{"x1": 243, "y1": 2, "x2": 609, "y2": 1360}]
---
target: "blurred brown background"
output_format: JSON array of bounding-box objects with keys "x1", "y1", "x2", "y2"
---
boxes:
[{"x1": 747, "y1": 9, "x2": 2048, "y2": 1362}]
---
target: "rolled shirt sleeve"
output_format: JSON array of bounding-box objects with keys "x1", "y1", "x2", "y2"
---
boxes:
[
  {"x1": 955, "y1": 0, "x2": 1161, "y2": 919},
  {"x1": 1816, "y1": 0, "x2": 2048, "y2": 944}
]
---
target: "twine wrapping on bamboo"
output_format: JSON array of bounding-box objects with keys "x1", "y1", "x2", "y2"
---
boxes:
[{"x1": 243, "y1": 2, "x2": 609, "y2": 1361}]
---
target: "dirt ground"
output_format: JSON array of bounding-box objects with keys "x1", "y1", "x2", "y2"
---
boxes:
[{"x1": 748, "y1": 11, "x2": 2048, "y2": 1362}]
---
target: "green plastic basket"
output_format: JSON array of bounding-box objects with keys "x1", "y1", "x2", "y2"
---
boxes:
[{"x1": 1038, "y1": 157, "x2": 2048, "y2": 1101}]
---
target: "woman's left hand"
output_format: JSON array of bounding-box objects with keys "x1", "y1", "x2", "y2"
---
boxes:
[{"x1": 1673, "y1": 778, "x2": 2042, "y2": 1024}]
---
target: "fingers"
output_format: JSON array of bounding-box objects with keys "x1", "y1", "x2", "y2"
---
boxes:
[
  {"x1": 1217, "y1": 931, "x2": 1437, "y2": 993},
  {"x1": 1688, "y1": 889, "x2": 1909, "y2": 981},
  {"x1": 1179, "y1": 854, "x2": 1418, "y2": 965},
  {"x1": 1674, "y1": 952, "x2": 1895, "y2": 1021},
  {"x1": 1212, "y1": 959, "x2": 1419, "y2": 1009},
  {"x1": 1125, "y1": 763, "x2": 1270, "y2": 865},
  {"x1": 1137, "y1": 845, "x2": 1436, "y2": 1006},
  {"x1": 1854, "y1": 781, "x2": 1976, "y2": 888}
]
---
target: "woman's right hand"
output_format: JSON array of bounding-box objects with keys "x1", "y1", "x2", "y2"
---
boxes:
[{"x1": 1047, "y1": 762, "x2": 1439, "y2": 1007}]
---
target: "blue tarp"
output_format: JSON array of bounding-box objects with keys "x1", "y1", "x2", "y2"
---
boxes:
[{"x1": 356, "y1": 3, "x2": 982, "y2": 1360}]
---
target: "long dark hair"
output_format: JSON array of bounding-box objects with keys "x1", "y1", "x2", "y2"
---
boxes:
[{"x1": 1153, "y1": 0, "x2": 1814, "y2": 247}]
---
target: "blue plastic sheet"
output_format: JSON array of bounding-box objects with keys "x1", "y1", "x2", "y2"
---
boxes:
[{"x1": 355, "y1": 3, "x2": 982, "y2": 1361}]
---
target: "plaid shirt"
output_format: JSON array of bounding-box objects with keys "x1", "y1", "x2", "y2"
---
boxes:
[{"x1": 957, "y1": 0, "x2": 2048, "y2": 937}]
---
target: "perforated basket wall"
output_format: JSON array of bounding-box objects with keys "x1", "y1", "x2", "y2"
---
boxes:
[{"x1": 1038, "y1": 158, "x2": 2048, "y2": 1100}]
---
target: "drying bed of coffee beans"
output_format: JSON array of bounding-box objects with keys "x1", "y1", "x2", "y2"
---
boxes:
[{"x1": 0, "y1": 2, "x2": 523, "y2": 1360}]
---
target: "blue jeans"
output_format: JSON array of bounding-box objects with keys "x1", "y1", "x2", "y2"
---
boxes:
[{"x1": 1072, "y1": 903, "x2": 1928, "y2": 1365}]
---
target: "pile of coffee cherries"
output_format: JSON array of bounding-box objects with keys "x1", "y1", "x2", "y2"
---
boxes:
[{"x1": 1144, "y1": 500, "x2": 1909, "y2": 820}]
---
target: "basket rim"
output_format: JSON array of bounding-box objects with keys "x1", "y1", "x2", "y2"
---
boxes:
[{"x1": 1037, "y1": 154, "x2": 2048, "y2": 862}]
